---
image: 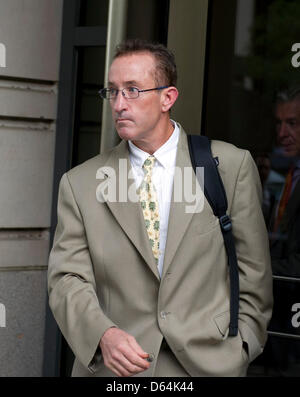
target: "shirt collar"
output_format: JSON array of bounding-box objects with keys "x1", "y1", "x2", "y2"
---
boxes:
[{"x1": 128, "y1": 120, "x2": 180, "y2": 170}]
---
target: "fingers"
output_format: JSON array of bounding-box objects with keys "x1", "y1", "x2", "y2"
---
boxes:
[
  {"x1": 107, "y1": 344, "x2": 150, "y2": 376},
  {"x1": 109, "y1": 352, "x2": 149, "y2": 377},
  {"x1": 120, "y1": 345, "x2": 150, "y2": 371},
  {"x1": 104, "y1": 350, "x2": 149, "y2": 377},
  {"x1": 100, "y1": 328, "x2": 151, "y2": 377},
  {"x1": 128, "y1": 335, "x2": 149, "y2": 359}
]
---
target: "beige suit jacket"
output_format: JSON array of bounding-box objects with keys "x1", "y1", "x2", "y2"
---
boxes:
[{"x1": 48, "y1": 125, "x2": 273, "y2": 377}]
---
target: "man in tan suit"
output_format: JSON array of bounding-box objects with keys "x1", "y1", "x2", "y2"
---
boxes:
[{"x1": 48, "y1": 39, "x2": 273, "y2": 377}]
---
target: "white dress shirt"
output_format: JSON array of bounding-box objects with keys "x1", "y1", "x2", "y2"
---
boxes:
[{"x1": 128, "y1": 121, "x2": 180, "y2": 277}]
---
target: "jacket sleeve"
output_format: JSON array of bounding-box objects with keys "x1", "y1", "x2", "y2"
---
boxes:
[
  {"x1": 230, "y1": 150, "x2": 273, "y2": 362},
  {"x1": 47, "y1": 173, "x2": 117, "y2": 373}
]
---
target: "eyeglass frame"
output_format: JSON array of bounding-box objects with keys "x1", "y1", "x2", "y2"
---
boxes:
[{"x1": 98, "y1": 85, "x2": 169, "y2": 100}]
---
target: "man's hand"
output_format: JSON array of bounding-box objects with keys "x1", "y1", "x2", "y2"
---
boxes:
[{"x1": 100, "y1": 327, "x2": 150, "y2": 376}]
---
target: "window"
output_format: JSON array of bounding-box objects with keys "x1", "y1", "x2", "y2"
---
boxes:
[{"x1": 204, "y1": 0, "x2": 300, "y2": 376}]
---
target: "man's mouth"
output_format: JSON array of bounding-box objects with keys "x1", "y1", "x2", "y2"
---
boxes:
[
  {"x1": 116, "y1": 118, "x2": 131, "y2": 123},
  {"x1": 282, "y1": 144, "x2": 295, "y2": 152}
]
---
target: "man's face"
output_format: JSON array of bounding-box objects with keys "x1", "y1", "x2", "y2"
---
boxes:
[
  {"x1": 108, "y1": 52, "x2": 166, "y2": 144},
  {"x1": 275, "y1": 100, "x2": 300, "y2": 157}
]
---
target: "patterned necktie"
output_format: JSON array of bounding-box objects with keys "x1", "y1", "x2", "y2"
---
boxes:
[{"x1": 139, "y1": 156, "x2": 160, "y2": 263}]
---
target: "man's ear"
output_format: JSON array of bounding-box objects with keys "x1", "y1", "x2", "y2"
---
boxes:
[{"x1": 161, "y1": 86, "x2": 179, "y2": 112}]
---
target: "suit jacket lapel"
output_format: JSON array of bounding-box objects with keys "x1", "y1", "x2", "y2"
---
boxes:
[
  {"x1": 99, "y1": 140, "x2": 160, "y2": 281},
  {"x1": 162, "y1": 129, "x2": 202, "y2": 278}
]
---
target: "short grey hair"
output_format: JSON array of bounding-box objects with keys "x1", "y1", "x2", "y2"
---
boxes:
[{"x1": 276, "y1": 84, "x2": 300, "y2": 104}]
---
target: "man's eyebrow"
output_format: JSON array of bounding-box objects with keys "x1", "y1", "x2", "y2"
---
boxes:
[
  {"x1": 124, "y1": 80, "x2": 139, "y2": 85},
  {"x1": 275, "y1": 117, "x2": 297, "y2": 121},
  {"x1": 108, "y1": 80, "x2": 140, "y2": 87}
]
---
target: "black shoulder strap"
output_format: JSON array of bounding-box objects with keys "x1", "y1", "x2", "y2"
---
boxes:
[{"x1": 187, "y1": 134, "x2": 239, "y2": 337}]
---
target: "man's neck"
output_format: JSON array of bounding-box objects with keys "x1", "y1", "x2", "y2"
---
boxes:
[{"x1": 131, "y1": 119, "x2": 175, "y2": 155}]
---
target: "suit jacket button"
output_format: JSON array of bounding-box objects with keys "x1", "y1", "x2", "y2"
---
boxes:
[
  {"x1": 160, "y1": 311, "x2": 167, "y2": 319},
  {"x1": 147, "y1": 353, "x2": 155, "y2": 362}
]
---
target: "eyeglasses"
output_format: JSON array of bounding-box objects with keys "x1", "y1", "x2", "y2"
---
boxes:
[{"x1": 99, "y1": 85, "x2": 169, "y2": 100}]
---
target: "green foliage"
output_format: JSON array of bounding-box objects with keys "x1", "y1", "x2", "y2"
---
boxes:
[{"x1": 246, "y1": 0, "x2": 300, "y2": 97}]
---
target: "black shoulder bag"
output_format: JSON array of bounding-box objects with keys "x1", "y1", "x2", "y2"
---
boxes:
[{"x1": 187, "y1": 134, "x2": 239, "y2": 337}]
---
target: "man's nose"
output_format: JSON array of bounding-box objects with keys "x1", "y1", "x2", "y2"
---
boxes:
[
  {"x1": 278, "y1": 122, "x2": 289, "y2": 139},
  {"x1": 112, "y1": 90, "x2": 128, "y2": 113}
]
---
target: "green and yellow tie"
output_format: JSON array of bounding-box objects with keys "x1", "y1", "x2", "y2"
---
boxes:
[{"x1": 139, "y1": 156, "x2": 160, "y2": 263}]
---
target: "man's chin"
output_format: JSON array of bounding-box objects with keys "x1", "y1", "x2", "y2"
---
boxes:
[{"x1": 116, "y1": 127, "x2": 133, "y2": 141}]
